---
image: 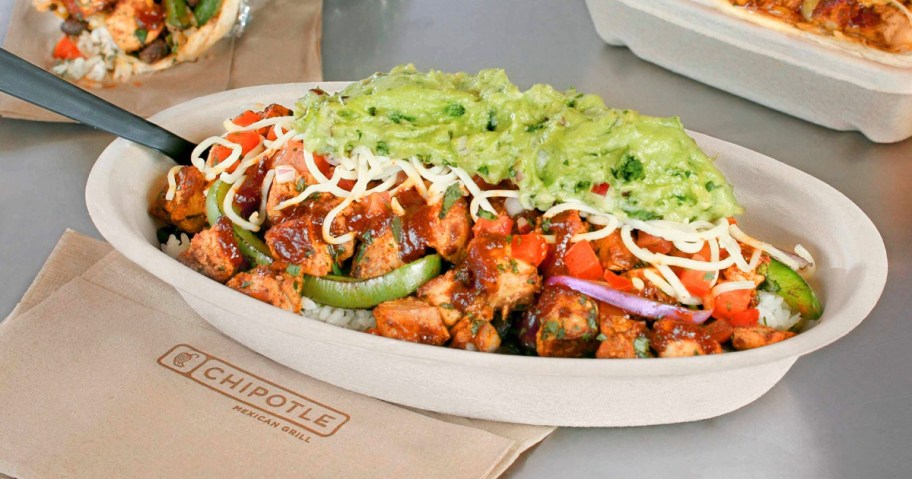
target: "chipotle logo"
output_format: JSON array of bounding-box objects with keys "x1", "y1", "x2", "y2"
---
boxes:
[{"x1": 158, "y1": 344, "x2": 350, "y2": 437}]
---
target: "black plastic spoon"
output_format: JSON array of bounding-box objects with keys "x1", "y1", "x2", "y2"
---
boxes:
[{"x1": 0, "y1": 48, "x2": 196, "y2": 165}]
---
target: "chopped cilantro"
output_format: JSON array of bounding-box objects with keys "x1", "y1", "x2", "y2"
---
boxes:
[
  {"x1": 444, "y1": 103, "x2": 465, "y2": 117},
  {"x1": 134, "y1": 28, "x2": 148, "y2": 44},
  {"x1": 477, "y1": 165, "x2": 490, "y2": 176},
  {"x1": 391, "y1": 215, "x2": 403, "y2": 244},
  {"x1": 286, "y1": 264, "x2": 301, "y2": 276},
  {"x1": 388, "y1": 111, "x2": 415, "y2": 124},
  {"x1": 376, "y1": 141, "x2": 389, "y2": 156},
  {"x1": 525, "y1": 119, "x2": 547, "y2": 132},
  {"x1": 541, "y1": 218, "x2": 553, "y2": 234},
  {"x1": 470, "y1": 320, "x2": 483, "y2": 336},
  {"x1": 367, "y1": 106, "x2": 377, "y2": 116},
  {"x1": 705, "y1": 181, "x2": 718, "y2": 192},
  {"x1": 612, "y1": 155, "x2": 645, "y2": 182},
  {"x1": 634, "y1": 336, "x2": 652, "y2": 358},
  {"x1": 596, "y1": 333, "x2": 608, "y2": 341},
  {"x1": 486, "y1": 110, "x2": 498, "y2": 131},
  {"x1": 439, "y1": 183, "x2": 464, "y2": 219},
  {"x1": 626, "y1": 209, "x2": 661, "y2": 221},
  {"x1": 240, "y1": 280, "x2": 252, "y2": 289},
  {"x1": 477, "y1": 209, "x2": 496, "y2": 220}
]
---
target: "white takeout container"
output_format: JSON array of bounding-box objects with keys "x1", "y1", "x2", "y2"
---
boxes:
[
  {"x1": 585, "y1": 0, "x2": 912, "y2": 143},
  {"x1": 86, "y1": 83, "x2": 887, "y2": 427}
]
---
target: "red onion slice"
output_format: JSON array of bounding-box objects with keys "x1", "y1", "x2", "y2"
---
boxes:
[{"x1": 546, "y1": 276, "x2": 713, "y2": 324}]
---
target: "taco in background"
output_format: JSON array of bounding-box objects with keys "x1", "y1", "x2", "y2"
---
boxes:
[
  {"x1": 696, "y1": 0, "x2": 912, "y2": 65},
  {"x1": 33, "y1": 0, "x2": 242, "y2": 86}
]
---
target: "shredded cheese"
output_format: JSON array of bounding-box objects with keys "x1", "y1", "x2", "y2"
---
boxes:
[
  {"x1": 164, "y1": 165, "x2": 182, "y2": 201},
  {"x1": 222, "y1": 175, "x2": 262, "y2": 232},
  {"x1": 711, "y1": 280, "x2": 756, "y2": 297}
]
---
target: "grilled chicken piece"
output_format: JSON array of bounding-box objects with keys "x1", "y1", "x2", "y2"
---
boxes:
[
  {"x1": 265, "y1": 218, "x2": 334, "y2": 277},
  {"x1": 373, "y1": 298, "x2": 450, "y2": 346},
  {"x1": 531, "y1": 285, "x2": 599, "y2": 358},
  {"x1": 105, "y1": 0, "x2": 164, "y2": 53},
  {"x1": 150, "y1": 165, "x2": 210, "y2": 233},
  {"x1": 422, "y1": 196, "x2": 472, "y2": 263},
  {"x1": 461, "y1": 234, "x2": 541, "y2": 317},
  {"x1": 416, "y1": 270, "x2": 461, "y2": 327},
  {"x1": 732, "y1": 325, "x2": 796, "y2": 350},
  {"x1": 265, "y1": 140, "x2": 322, "y2": 225},
  {"x1": 595, "y1": 304, "x2": 649, "y2": 359},
  {"x1": 351, "y1": 228, "x2": 404, "y2": 279},
  {"x1": 178, "y1": 217, "x2": 246, "y2": 283},
  {"x1": 593, "y1": 230, "x2": 637, "y2": 271},
  {"x1": 448, "y1": 318, "x2": 501, "y2": 352},
  {"x1": 649, "y1": 319, "x2": 723, "y2": 357},
  {"x1": 227, "y1": 265, "x2": 301, "y2": 313}
]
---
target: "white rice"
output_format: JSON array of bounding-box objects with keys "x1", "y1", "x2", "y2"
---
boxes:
[
  {"x1": 756, "y1": 291, "x2": 802, "y2": 331},
  {"x1": 300, "y1": 296, "x2": 376, "y2": 331},
  {"x1": 161, "y1": 233, "x2": 192, "y2": 258},
  {"x1": 52, "y1": 27, "x2": 119, "y2": 82}
]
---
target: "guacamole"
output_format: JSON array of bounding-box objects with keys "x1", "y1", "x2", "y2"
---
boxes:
[{"x1": 293, "y1": 65, "x2": 742, "y2": 222}]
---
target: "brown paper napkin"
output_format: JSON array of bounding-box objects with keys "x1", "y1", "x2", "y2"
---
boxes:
[
  {"x1": 0, "y1": 230, "x2": 554, "y2": 478},
  {"x1": 0, "y1": 0, "x2": 323, "y2": 121}
]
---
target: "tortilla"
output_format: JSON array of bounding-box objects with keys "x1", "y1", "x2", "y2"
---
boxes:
[
  {"x1": 32, "y1": 0, "x2": 242, "y2": 86},
  {"x1": 693, "y1": 0, "x2": 912, "y2": 66}
]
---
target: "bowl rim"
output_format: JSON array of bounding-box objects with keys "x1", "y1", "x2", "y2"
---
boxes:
[{"x1": 85, "y1": 82, "x2": 889, "y2": 379}]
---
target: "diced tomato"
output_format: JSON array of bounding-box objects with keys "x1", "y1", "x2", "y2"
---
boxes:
[
  {"x1": 311, "y1": 152, "x2": 333, "y2": 177},
  {"x1": 729, "y1": 308, "x2": 760, "y2": 327},
  {"x1": 712, "y1": 288, "x2": 753, "y2": 322},
  {"x1": 602, "y1": 269, "x2": 634, "y2": 292},
  {"x1": 231, "y1": 110, "x2": 261, "y2": 127},
  {"x1": 208, "y1": 131, "x2": 262, "y2": 173},
  {"x1": 692, "y1": 242, "x2": 712, "y2": 262},
  {"x1": 636, "y1": 232, "x2": 673, "y2": 255},
  {"x1": 511, "y1": 233, "x2": 548, "y2": 267},
  {"x1": 678, "y1": 269, "x2": 713, "y2": 297},
  {"x1": 53, "y1": 36, "x2": 82, "y2": 60},
  {"x1": 226, "y1": 131, "x2": 262, "y2": 155},
  {"x1": 473, "y1": 215, "x2": 514, "y2": 237},
  {"x1": 727, "y1": 217, "x2": 738, "y2": 225},
  {"x1": 591, "y1": 182, "x2": 610, "y2": 196},
  {"x1": 266, "y1": 126, "x2": 287, "y2": 141},
  {"x1": 564, "y1": 240, "x2": 604, "y2": 280}
]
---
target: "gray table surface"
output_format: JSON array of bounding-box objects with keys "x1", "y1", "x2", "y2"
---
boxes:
[{"x1": 1, "y1": 1, "x2": 910, "y2": 477}]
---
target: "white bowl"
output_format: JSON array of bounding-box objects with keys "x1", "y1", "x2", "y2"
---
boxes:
[
  {"x1": 585, "y1": 0, "x2": 912, "y2": 143},
  {"x1": 85, "y1": 83, "x2": 888, "y2": 427}
]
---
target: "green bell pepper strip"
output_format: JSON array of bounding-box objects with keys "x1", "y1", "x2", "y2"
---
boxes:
[
  {"x1": 206, "y1": 179, "x2": 274, "y2": 266},
  {"x1": 193, "y1": 0, "x2": 222, "y2": 26},
  {"x1": 164, "y1": 0, "x2": 192, "y2": 28},
  {"x1": 300, "y1": 255, "x2": 442, "y2": 309},
  {"x1": 759, "y1": 257, "x2": 823, "y2": 327}
]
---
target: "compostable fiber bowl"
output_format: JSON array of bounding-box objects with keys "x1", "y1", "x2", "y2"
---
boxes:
[
  {"x1": 585, "y1": 0, "x2": 912, "y2": 143},
  {"x1": 86, "y1": 83, "x2": 887, "y2": 427}
]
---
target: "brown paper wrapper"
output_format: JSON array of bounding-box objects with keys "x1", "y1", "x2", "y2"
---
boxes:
[
  {"x1": 0, "y1": 231, "x2": 554, "y2": 478},
  {"x1": 0, "y1": 0, "x2": 323, "y2": 122}
]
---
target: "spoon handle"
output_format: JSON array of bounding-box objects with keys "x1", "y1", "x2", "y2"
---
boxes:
[{"x1": 0, "y1": 48, "x2": 196, "y2": 164}]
